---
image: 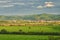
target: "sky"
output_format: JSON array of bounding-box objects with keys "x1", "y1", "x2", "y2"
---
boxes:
[{"x1": 0, "y1": 0, "x2": 60, "y2": 15}]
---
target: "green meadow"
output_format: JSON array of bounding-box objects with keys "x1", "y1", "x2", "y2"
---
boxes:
[
  {"x1": 0, "y1": 25, "x2": 60, "y2": 40},
  {"x1": 0, "y1": 34, "x2": 60, "y2": 40},
  {"x1": 0, "y1": 25, "x2": 60, "y2": 32}
]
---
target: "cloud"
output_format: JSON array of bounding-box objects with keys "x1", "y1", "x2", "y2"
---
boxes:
[
  {"x1": 45, "y1": 2, "x2": 53, "y2": 4},
  {"x1": 44, "y1": 2, "x2": 55, "y2": 7},
  {"x1": 37, "y1": 5, "x2": 43, "y2": 9},
  {"x1": 0, "y1": 1, "x2": 11, "y2": 3},
  {"x1": 0, "y1": 5, "x2": 14, "y2": 7},
  {"x1": 12, "y1": 3, "x2": 25, "y2": 5},
  {"x1": 0, "y1": 1, "x2": 25, "y2": 8},
  {"x1": 0, "y1": 0, "x2": 14, "y2": 8},
  {"x1": 32, "y1": 6, "x2": 35, "y2": 7},
  {"x1": 27, "y1": 3, "x2": 34, "y2": 5},
  {"x1": 35, "y1": 2, "x2": 55, "y2": 9},
  {"x1": 11, "y1": 2, "x2": 35, "y2": 6}
]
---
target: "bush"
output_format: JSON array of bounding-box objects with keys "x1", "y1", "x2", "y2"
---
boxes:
[
  {"x1": 19, "y1": 29, "x2": 22, "y2": 32},
  {"x1": 0, "y1": 29, "x2": 8, "y2": 34},
  {"x1": 28, "y1": 27, "x2": 31, "y2": 29}
]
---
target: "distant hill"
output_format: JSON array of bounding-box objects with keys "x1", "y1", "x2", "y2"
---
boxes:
[
  {"x1": 22, "y1": 13, "x2": 60, "y2": 20},
  {"x1": 0, "y1": 13, "x2": 60, "y2": 20}
]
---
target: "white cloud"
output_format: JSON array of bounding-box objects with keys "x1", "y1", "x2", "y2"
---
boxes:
[
  {"x1": 44, "y1": 2, "x2": 55, "y2": 7},
  {"x1": 0, "y1": 1, "x2": 25, "y2": 8},
  {"x1": 0, "y1": 1, "x2": 11, "y2": 3},
  {"x1": 11, "y1": 3, "x2": 25, "y2": 5},
  {"x1": 11, "y1": 2, "x2": 34, "y2": 6},
  {"x1": 37, "y1": 5, "x2": 43, "y2": 9},
  {"x1": 36, "y1": 2, "x2": 55, "y2": 9},
  {"x1": 0, "y1": 5, "x2": 14, "y2": 7},
  {"x1": 32, "y1": 6, "x2": 35, "y2": 7},
  {"x1": 28, "y1": 3, "x2": 34, "y2": 5},
  {"x1": 0, "y1": 0, "x2": 14, "y2": 8},
  {"x1": 45, "y1": 2, "x2": 53, "y2": 4}
]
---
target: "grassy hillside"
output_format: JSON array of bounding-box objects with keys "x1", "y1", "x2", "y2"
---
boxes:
[
  {"x1": 24, "y1": 13, "x2": 60, "y2": 20},
  {"x1": 0, "y1": 13, "x2": 60, "y2": 20}
]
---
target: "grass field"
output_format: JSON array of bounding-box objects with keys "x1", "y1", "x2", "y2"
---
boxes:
[
  {"x1": 0, "y1": 34, "x2": 60, "y2": 40},
  {"x1": 0, "y1": 25, "x2": 60, "y2": 32},
  {"x1": 0, "y1": 25, "x2": 60, "y2": 40}
]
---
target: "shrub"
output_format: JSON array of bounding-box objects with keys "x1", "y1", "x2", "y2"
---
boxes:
[{"x1": 0, "y1": 29, "x2": 8, "y2": 34}]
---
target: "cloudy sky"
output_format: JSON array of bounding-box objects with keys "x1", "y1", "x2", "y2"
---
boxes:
[{"x1": 0, "y1": 0, "x2": 60, "y2": 15}]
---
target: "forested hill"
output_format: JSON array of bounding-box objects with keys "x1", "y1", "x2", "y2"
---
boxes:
[{"x1": 0, "y1": 13, "x2": 60, "y2": 20}]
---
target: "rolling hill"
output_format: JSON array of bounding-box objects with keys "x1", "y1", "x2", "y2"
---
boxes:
[{"x1": 0, "y1": 13, "x2": 60, "y2": 20}]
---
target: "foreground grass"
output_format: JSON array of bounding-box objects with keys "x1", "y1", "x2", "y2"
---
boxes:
[
  {"x1": 0, "y1": 25, "x2": 60, "y2": 40},
  {"x1": 0, "y1": 34, "x2": 60, "y2": 40},
  {"x1": 0, "y1": 34, "x2": 47, "y2": 40}
]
